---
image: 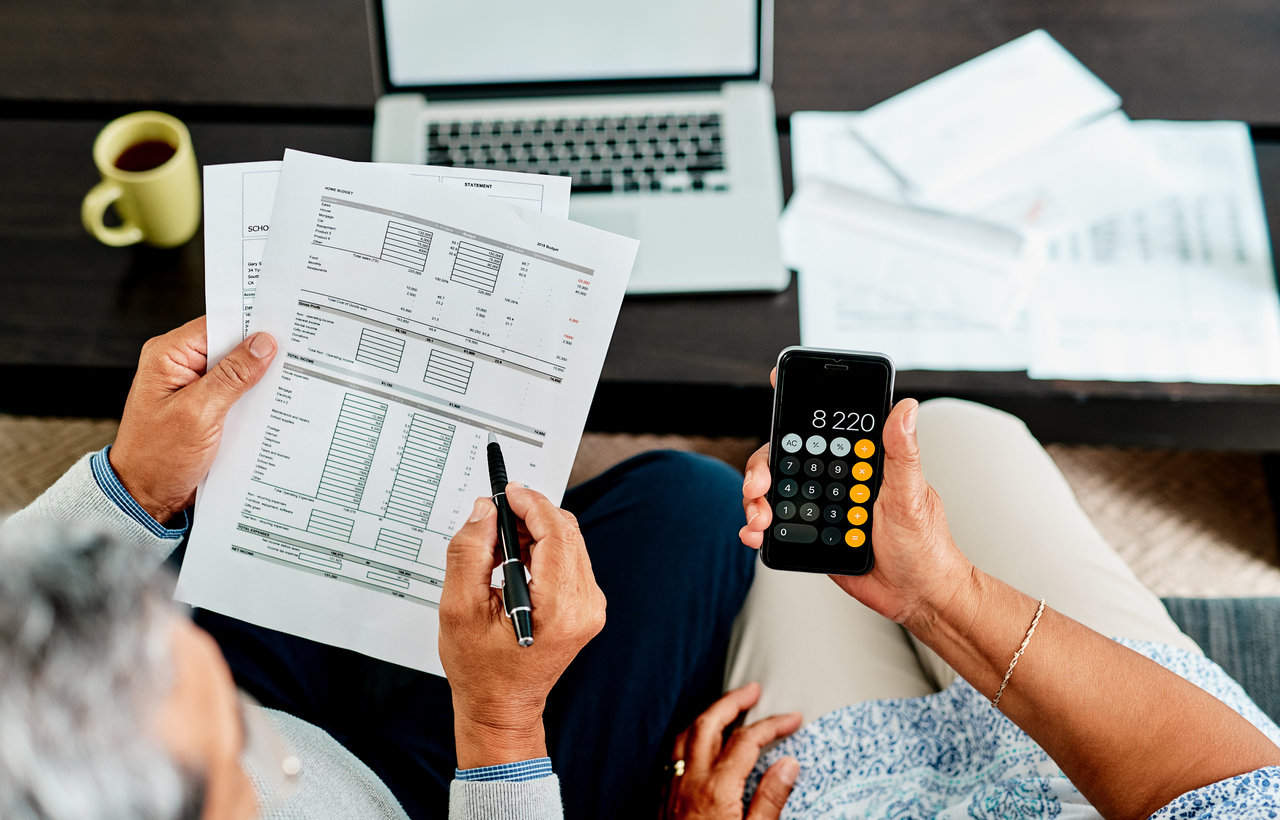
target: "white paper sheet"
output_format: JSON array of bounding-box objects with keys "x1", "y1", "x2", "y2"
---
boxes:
[
  {"x1": 851, "y1": 30, "x2": 1120, "y2": 197},
  {"x1": 1030, "y1": 121, "x2": 1280, "y2": 384},
  {"x1": 782, "y1": 182, "x2": 1040, "y2": 327},
  {"x1": 179, "y1": 150, "x2": 637, "y2": 675},
  {"x1": 789, "y1": 111, "x2": 906, "y2": 203},
  {"x1": 203, "y1": 162, "x2": 572, "y2": 367}
]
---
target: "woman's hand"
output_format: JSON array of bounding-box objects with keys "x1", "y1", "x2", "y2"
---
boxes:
[
  {"x1": 439, "y1": 485, "x2": 607, "y2": 769},
  {"x1": 739, "y1": 370, "x2": 972, "y2": 626},
  {"x1": 664, "y1": 683, "x2": 801, "y2": 820}
]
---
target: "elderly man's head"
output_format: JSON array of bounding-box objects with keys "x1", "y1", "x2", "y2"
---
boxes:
[{"x1": 0, "y1": 524, "x2": 257, "y2": 820}]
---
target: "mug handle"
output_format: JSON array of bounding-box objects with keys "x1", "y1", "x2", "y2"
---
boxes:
[{"x1": 81, "y1": 180, "x2": 144, "y2": 247}]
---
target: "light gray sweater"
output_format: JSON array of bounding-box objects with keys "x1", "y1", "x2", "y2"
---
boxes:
[{"x1": 7, "y1": 454, "x2": 563, "y2": 820}]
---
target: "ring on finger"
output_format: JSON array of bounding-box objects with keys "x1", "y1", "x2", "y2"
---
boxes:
[{"x1": 664, "y1": 759, "x2": 685, "y2": 777}]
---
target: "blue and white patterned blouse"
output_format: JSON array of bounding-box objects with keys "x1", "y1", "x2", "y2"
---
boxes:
[{"x1": 747, "y1": 639, "x2": 1280, "y2": 819}]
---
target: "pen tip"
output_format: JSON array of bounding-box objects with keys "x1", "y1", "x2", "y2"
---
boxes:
[{"x1": 487, "y1": 432, "x2": 498, "y2": 444}]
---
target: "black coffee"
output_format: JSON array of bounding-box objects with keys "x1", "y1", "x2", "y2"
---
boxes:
[{"x1": 114, "y1": 140, "x2": 177, "y2": 172}]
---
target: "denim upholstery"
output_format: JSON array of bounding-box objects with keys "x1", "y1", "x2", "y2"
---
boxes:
[{"x1": 1162, "y1": 597, "x2": 1280, "y2": 725}]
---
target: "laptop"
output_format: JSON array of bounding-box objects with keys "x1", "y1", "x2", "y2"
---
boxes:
[{"x1": 366, "y1": 0, "x2": 788, "y2": 294}]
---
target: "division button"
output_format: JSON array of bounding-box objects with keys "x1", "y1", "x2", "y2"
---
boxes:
[
  {"x1": 821, "y1": 527, "x2": 842, "y2": 546},
  {"x1": 781, "y1": 433, "x2": 803, "y2": 453},
  {"x1": 845, "y1": 528, "x2": 866, "y2": 548},
  {"x1": 777, "y1": 478, "x2": 799, "y2": 498},
  {"x1": 798, "y1": 502, "x2": 820, "y2": 522},
  {"x1": 775, "y1": 500, "x2": 796, "y2": 520},
  {"x1": 852, "y1": 461, "x2": 874, "y2": 481},
  {"x1": 847, "y1": 505, "x2": 868, "y2": 525},
  {"x1": 801, "y1": 480, "x2": 822, "y2": 500},
  {"x1": 830, "y1": 437, "x2": 851, "y2": 457},
  {"x1": 855, "y1": 438, "x2": 876, "y2": 458},
  {"x1": 778, "y1": 455, "x2": 800, "y2": 476},
  {"x1": 774, "y1": 522, "x2": 818, "y2": 543},
  {"x1": 806, "y1": 435, "x2": 827, "y2": 455},
  {"x1": 850, "y1": 484, "x2": 871, "y2": 503},
  {"x1": 804, "y1": 458, "x2": 824, "y2": 477},
  {"x1": 825, "y1": 483, "x2": 846, "y2": 502},
  {"x1": 827, "y1": 459, "x2": 848, "y2": 479},
  {"x1": 823, "y1": 504, "x2": 843, "y2": 523}
]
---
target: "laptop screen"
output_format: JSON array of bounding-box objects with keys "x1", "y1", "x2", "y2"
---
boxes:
[{"x1": 380, "y1": 0, "x2": 760, "y2": 90}]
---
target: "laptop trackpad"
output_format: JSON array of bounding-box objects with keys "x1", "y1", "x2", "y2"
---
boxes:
[{"x1": 571, "y1": 210, "x2": 639, "y2": 241}]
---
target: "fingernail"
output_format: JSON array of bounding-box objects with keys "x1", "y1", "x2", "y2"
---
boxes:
[
  {"x1": 779, "y1": 757, "x2": 800, "y2": 785},
  {"x1": 904, "y1": 402, "x2": 918, "y2": 436},
  {"x1": 249, "y1": 333, "x2": 275, "y2": 359},
  {"x1": 742, "y1": 470, "x2": 753, "y2": 492},
  {"x1": 510, "y1": 481, "x2": 523, "y2": 488},
  {"x1": 746, "y1": 510, "x2": 759, "y2": 527},
  {"x1": 469, "y1": 498, "x2": 489, "y2": 522}
]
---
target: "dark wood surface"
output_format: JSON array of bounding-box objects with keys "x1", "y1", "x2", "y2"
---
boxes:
[{"x1": 4, "y1": 0, "x2": 1280, "y2": 449}]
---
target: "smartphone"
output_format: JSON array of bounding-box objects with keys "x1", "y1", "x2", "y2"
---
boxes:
[{"x1": 761, "y1": 347, "x2": 895, "y2": 576}]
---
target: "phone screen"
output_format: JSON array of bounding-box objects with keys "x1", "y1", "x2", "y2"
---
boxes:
[{"x1": 762, "y1": 348, "x2": 893, "y2": 575}]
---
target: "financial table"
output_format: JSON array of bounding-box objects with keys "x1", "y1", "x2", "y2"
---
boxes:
[{"x1": 3, "y1": 0, "x2": 1280, "y2": 452}]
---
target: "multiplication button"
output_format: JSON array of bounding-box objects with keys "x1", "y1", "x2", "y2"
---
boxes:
[
  {"x1": 852, "y1": 461, "x2": 874, "y2": 481},
  {"x1": 781, "y1": 433, "x2": 803, "y2": 453}
]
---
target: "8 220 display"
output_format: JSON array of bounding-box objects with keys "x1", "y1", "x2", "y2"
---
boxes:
[{"x1": 762, "y1": 347, "x2": 895, "y2": 576}]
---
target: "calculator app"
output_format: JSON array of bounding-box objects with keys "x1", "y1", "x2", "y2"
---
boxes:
[{"x1": 766, "y1": 352, "x2": 891, "y2": 574}]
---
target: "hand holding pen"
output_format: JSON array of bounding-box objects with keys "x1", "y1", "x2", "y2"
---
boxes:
[
  {"x1": 487, "y1": 432, "x2": 534, "y2": 646},
  {"x1": 437, "y1": 436, "x2": 607, "y2": 769}
]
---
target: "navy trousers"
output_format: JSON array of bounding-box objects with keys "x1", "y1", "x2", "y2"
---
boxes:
[{"x1": 193, "y1": 451, "x2": 756, "y2": 819}]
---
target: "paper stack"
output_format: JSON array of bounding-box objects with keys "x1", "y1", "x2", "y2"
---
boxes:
[{"x1": 785, "y1": 29, "x2": 1280, "y2": 383}]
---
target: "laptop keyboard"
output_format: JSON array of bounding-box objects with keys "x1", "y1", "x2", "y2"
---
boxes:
[{"x1": 426, "y1": 113, "x2": 728, "y2": 194}]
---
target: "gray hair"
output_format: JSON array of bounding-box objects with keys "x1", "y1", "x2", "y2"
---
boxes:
[{"x1": 0, "y1": 521, "x2": 196, "y2": 820}]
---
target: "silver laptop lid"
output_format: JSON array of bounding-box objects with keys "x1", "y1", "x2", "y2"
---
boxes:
[{"x1": 368, "y1": 0, "x2": 770, "y2": 99}]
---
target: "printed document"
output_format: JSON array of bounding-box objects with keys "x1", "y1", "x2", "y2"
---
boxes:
[
  {"x1": 851, "y1": 29, "x2": 1120, "y2": 198},
  {"x1": 1030, "y1": 121, "x2": 1280, "y2": 383},
  {"x1": 179, "y1": 151, "x2": 637, "y2": 675},
  {"x1": 203, "y1": 161, "x2": 571, "y2": 364},
  {"x1": 781, "y1": 182, "x2": 1039, "y2": 370}
]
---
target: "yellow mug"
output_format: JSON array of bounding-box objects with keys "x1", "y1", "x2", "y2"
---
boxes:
[{"x1": 82, "y1": 111, "x2": 201, "y2": 248}]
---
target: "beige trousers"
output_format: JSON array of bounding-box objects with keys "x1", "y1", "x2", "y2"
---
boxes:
[{"x1": 724, "y1": 399, "x2": 1201, "y2": 725}]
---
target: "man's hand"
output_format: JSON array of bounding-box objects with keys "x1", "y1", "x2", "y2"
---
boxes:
[
  {"x1": 439, "y1": 484, "x2": 606, "y2": 769},
  {"x1": 110, "y1": 317, "x2": 277, "y2": 523},
  {"x1": 664, "y1": 683, "x2": 801, "y2": 820}
]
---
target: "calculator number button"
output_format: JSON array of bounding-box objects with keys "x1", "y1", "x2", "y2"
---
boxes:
[
  {"x1": 800, "y1": 481, "x2": 822, "y2": 500},
  {"x1": 775, "y1": 500, "x2": 796, "y2": 520},
  {"x1": 803, "y1": 459, "x2": 824, "y2": 477},
  {"x1": 798, "y1": 502, "x2": 820, "y2": 522},
  {"x1": 822, "y1": 504, "x2": 843, "y2": 523},
  {"x1": 827, "y1": 459, "x2": 848, "y2": 479},
  {"x1": 774, "y1": 523, "x2": 818, "y2": 543},
  {"x1": 778, "y1": 455, "x2": 800, "y2": 476},
  {"x1": 777, "y1": 478, "x2": 799, "y2": 498}
]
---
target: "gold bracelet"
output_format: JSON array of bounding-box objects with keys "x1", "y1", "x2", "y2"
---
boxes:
[{"x1": 992, "y1": 598, "x2": 1046, "y2": 709}]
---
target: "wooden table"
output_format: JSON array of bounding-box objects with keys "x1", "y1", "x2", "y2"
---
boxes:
[{"x1": 3, "y1": 0, "x2": 1280, "y2": 449}]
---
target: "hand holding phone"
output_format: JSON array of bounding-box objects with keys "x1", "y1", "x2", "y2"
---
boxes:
[{"x1": 742, "y1": 354, "x2": 975, "y2": 623}]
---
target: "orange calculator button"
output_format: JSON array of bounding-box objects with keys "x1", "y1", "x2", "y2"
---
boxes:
[
  {"x1": 852, "y1": 461, "x2": 873, "y2": 481},
  {"x1": 850, "y1": 484, "x2": 870, "y2": 503},
  {"x1": 847, "y1": 506, "x2": 868, "y2": 525},
  {"x1": 854, "y1": 439, "x2": 875, "y2": 458},
  {"x1": 845, "y1": 528, "x2": 866, "y2": 548}
]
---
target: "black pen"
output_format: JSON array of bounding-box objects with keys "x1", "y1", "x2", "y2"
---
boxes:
[{"x1": 486, "y1": 432, "x2": 534, "y2": 647}]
